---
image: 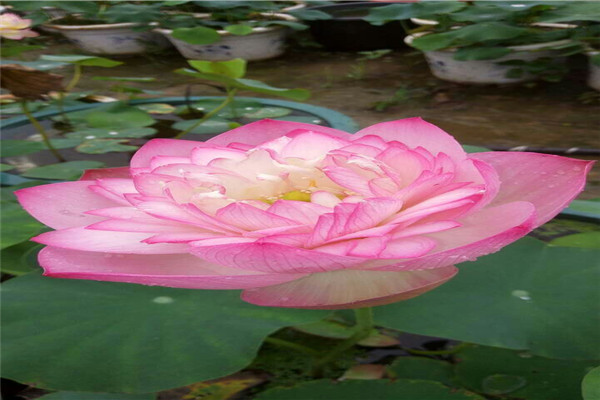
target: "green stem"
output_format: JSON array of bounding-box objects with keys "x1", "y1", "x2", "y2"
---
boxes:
[
  {"x1": 312, "y1": 307, "x2": 374, "y2": 377},
  {"x1": 20, "y1": 100, "x2": 65, "y2": 162},
  {"x1": 263, "y1": 337, "x2": 320, "y2": 358},
  {"x1": 56, "y1": 92, "x2": 70, "y2": 125},
  {"x1": 65, "y1": 64, "x2": 82, "y2": 93},
  {"x1": 174, "y1": 88, "x2": 237, "y2": 139}
]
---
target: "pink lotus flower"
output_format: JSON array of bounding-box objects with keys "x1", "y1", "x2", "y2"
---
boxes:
[
  {"x1": 16, "y1": 119, "x2": 592, "y2": 309},
  {"x1": 0, "y1": 13, "x2": 38, "y2": 40}
]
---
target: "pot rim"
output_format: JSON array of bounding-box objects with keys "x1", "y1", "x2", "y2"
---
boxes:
[
  {"x1": 410, "y1": 17, "x2": 577, "y2": 29},
  {"x1": 44, "y1": 21, "x2": 160, "y2": 30},
  {"x1": 155, "y1": 12, "x2": 296, "y2": 36},
  {"x1": 404, "y1": 32, "x2": 572, "y2": 53}
]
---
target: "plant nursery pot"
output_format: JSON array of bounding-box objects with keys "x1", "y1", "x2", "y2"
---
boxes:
[
  {"x1": 42, "y1": 22, "x2": 172, "y2": 56},
  {"x1": 306, "y1": 2, "x2": 407, "y2": 51},
  {"x1": 587, "y1": 51, "x2": 600, "y2": 91},
  {"x1": 155, "y1": 13, "x2": 295, "y2": 61},
  {"x1": 405, "y1": 33, "x2": 570, "y2": 84}
]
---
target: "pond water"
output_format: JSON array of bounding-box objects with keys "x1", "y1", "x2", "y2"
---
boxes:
[{"x1": 6, "y1": 41, "x2": 600, "y2": 197}]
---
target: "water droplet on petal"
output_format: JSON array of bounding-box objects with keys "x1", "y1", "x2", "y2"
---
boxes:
[
  {"x1": 280, "y1": 297, "x2": 290, "y2": 302},
  {"x1": 511, "y1": 289, "x2": 532, "y2": 301},
  {"x1": 548, "y1": 184, "x2": 556, "y2": 188},
  {"x1": 556, "y1": 169, "x2": 565, "y2": 175},
  {"x1": 153, "y1": 296, "x2": 174, "y2": 304},
  {"x1": 59, "y1": 209, "x2": 72, "y2": 215},
  {"x1": 482, "y1": 374, "x2": 527, "y2": 395},
  {"x1": 572, "y1": 166, "x2": 582, "y2": 172}
]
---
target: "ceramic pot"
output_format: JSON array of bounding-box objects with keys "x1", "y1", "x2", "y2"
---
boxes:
[
  {"x1": 43, "y1": 22, "x2": 172, "y2": 55},
  {"x1": 405, "y1": 33, "x2": 570, "y2": 84},
  {"x1": 156, "y1": 13, "x2": 295, "y2": 61}
]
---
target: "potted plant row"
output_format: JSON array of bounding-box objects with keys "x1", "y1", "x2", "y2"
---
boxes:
[
  {"x1": 5, "y1": 0, "x2": 316, "y2": 60},
  {"x1": 365, "y1": 1, "x2": 600, "y2": 86}
]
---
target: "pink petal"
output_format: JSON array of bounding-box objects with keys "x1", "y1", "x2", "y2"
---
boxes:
[
  {"x1": 131, "y1": 139, "x2": 204, "y2": 168},
  {"x1": 191, "y1": 146, "x2": 246, "y2": 165},
  {"x1": 85, "y1": 219, "x2": 196, "y2": 233},
  {"x1": 322, "y1": 166, "x2": 373, "y2": 196},
  {"x1": 354, "y1": 118, "x2": 467, "y2": 160},
  {"x1": 190, "y1": 241, "x2": 365, "y2": 273},
  {"x1": 376, "y1": 146, "x2": 431, "y2": 186},
  {"x1": 95, "y1": 178, "x2": 138, "y2": 200},
  {"x1": 33, "y1": 228, "x2": 189, "y2": 254},
  {"x1": 372, "y1": 201, "x2": 536, "y2": 271},
  {"x1": 149, "y1": 156, "x2": 193, "y2": 170},
  {"x1": 15, "y1": 181, "x2": 120, "y2": 229},
  {"x1": 471, "y1": 152, "x2": 594, "y2": 226},
  {"x1": 80, "y1": 167, "x2": 131, "y2": 180},
  {"x1": 216, "y1": 202, "x2": 299, "y2": 231},
  {"x1": 206, "y1": 119, "x2": 352, "y2": 147},
  {"x1": 268, "y1": 200, "x2": 331, "y2": 225},
  {"x1": 40, "y1": 247, "x2": 307, "y2": 289},
  {"x1": 143, "y1": 232, "x2": 220, "y2": 243},
  {"x1": 311, "y1": 191, "x2": 341, "y2": 207},
  {"x1": 308, "y1": 199, "x2": 402, "y2": 246},
  {"x1": 278, "y1": 129, "x2": 350, "y2": 160},
  {"x1": 241, "y1": 266, "x2": 458, "y2": 309}
]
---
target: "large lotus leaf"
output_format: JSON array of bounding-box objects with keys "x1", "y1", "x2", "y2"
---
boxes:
[
  {"x1": 0, "y1": 202, "x2": 45, "y2": 249},
  {"x1": 1, "y1": 241, "x2": 42, "y2": 276},
  {"x1": 66, "y1": 102, "x2": 155, "y2": 130},
  {"x1": 1, "y1": 273, "x2": 328, "y2": 393},
  {"x1": 22, "y1": 161, "x2": 105, "y2": 180},
  {"x1": 171, "y1": 118, "x2": 239, "y2": 135},
  {"x1": 76, "y1": 139, "x2": 138, "y2": 154},
  {"x1": 454, "y1": 345, "x2": 597, "y2": 400},
  {"x1": 550, "y1": 232, "x2": 600, "y2": 249},
  {"x1": 255, "y1": 379, "x2": 484, "y2": 400},
  {"x1": 583, "y1": 367, "x2": 600, "y2": 400},
  {"x1": 374, "y1": 237, "x2": 600, "y2": 360},
  {"x1": 387, "y1": 357, "x2": 454, "y2": 385}
]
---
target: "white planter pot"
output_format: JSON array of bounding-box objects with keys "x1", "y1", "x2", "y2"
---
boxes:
[
  {"x1": 156, "y1": 13, "x2": 294, "y2": 61},
  {"x1": 43, "y1": 22, "x2": 172, "y2": 55},
  {"x1": 405, "y1": 33, "x2": 570, "y2": 84},
  {"x1": 587, "y1": 52, "x2": 600, "y2": 91}
]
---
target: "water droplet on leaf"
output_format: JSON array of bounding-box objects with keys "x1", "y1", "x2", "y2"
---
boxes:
[
  {"x1": 511, "y1": 289, "x2": 532, "y2": 301},
  {"x1": 482, "y1": 374, "x2": 527, "y2": 395},
  {"x1": 153, "y1": 296, "x2": 174, "y2": 304}
]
